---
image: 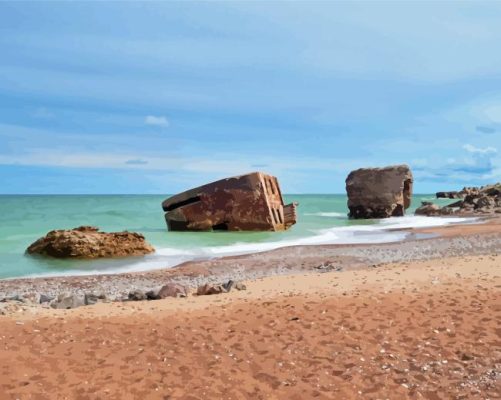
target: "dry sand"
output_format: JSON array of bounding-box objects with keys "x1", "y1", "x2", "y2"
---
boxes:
[{"x1": 0, "y1": 253, "x2": 499, "y2": 399}]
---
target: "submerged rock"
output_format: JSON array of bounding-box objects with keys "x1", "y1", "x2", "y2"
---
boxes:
[
  {"x1": 345, "y1": 165, "x2": 413, "y2": 219},
  {"x1": 161, "y1": 172, "x2": 297, "y2": 231},
  {"x1": 26, "y1": 226, "x2": 155, "y2": 259}
]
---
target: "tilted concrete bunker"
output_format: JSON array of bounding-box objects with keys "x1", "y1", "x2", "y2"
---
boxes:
[
  {"x1": 162, "y1": 172, "x2": 297, "y2": 231},
  {"x1": 345, "y1": 164, "x2": 413, "y2": 219}
]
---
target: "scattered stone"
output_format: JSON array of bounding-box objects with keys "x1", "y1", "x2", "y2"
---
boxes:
[
  {"x1": 346, "y1": 164, "x2": 413, "y2": 219},
  {"x1": 157, "y1": 283, "x2": 188, "y2": 299},
  {"x1": 84, "y1": 293, "x2": 107, "y2": 305},
  {"x1": 234, "y1": 282, "x2": 247, "y2": 291},
  {"x1": 50, "y1": 293, "x2": 85, "y2": 309},
  {"x1": 222, "y1": 280, "x2": 235, "y2": 292},
  {"x1": 1, "y1": 294, "x2": 24, "y2": 303},
  {"x1": 39, "y1": 294, "x2": 54, "y2": 304},
  {"x1": 128, "y1": 290, "x2": 148, "y2": 301},
  {"x1": 314, "y1": 262, "x2": 343, "y2": 272},
  {"x1": 196, "y1": 283, "x2": 226, "y2": 296},
  {"x1": 26, "y1": 226, "x2": 155, "y2": 259}
]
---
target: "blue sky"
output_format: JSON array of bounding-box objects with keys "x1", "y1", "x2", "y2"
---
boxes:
[{"x1": 0, "y1": 1, "x2": 500, "y2": 194}]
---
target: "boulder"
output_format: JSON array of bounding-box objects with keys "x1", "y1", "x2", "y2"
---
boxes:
[
  {"x1": 196, "y1": 283, "x2": 226, "y2": 296},
  {"x1": 26, "y1": 226, "x2": 155, "y2": 259},
  {"x1": 157, "y1": 283, "x2": 188, "y2": 299},
  {"x1": 345, "y1": 165, "x2": 413, "y2": 219},
  {"x1": 128, "y1": 290, "x2": 148, "y2": 301},
  {"x1": 39, "y1": 294, "x2": 54, "y2": 304},
  {"x1": 50, "y1": 293, "x2": 85, "y2": 309},
  {"x1": 162, "y1": 172, "x2": 297, "y2": 232},
  {"x1": 84, "y1": 293, "x2": 107, "y2": 305},
  {"x1": 415, "y1": 202, "x2": 442, "y2": 216}
]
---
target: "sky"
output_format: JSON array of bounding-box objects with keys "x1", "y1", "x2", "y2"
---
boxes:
[{"x1": 0, "y1": 1, "x2": 500, "y2": 194}]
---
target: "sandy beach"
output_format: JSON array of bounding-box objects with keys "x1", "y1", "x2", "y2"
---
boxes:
[{"x1": 0, "y1": 218, "x2": 499, "y2": 399}]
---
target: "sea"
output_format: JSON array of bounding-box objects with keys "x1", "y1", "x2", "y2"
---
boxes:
[{"x1": 0, "y1": 194, "x2": 469, "y2": 279}]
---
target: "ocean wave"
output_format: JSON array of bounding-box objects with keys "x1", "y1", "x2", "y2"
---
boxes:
[
  {"x1": 304, "y1": 212, "x2": 346, "y2": 217},
  {"x1": 20, "y1": 215, "x2": 475, "y2": 279}
]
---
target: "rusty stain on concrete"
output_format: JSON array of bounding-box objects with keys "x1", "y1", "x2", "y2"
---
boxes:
[{"x1": 162, "y1": 172, "x2": 297, "y2": 231}]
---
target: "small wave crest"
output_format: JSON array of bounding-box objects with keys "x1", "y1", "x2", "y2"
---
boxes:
[
  {"x1": 24, "y1": 215, "x2": 475, "y2": 278},
  {"x1": 305, "y1": 212, "x2": 346, "y2": 218}
]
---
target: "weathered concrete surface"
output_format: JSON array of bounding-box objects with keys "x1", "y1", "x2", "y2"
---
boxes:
[
  {"x1": 346, "y1": 164, "x2": 413, "y2": 219},
  {"x1": 162, "y1": 172, "x2": 297, "y2": 231},
  {"x1": 26, "y1": 226, "x2": 155, "y2": 258}
]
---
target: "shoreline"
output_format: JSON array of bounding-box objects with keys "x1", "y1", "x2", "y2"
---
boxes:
[{"x1": 1, "y1": 216, "x2": 499, "y2": 301}]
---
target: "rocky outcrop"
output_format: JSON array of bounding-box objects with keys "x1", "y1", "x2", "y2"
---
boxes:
[
  {"x1": 417, "y1": 183, "x2": 501, "y2": 216},
  {"x1": 162, "y1": 172, "x2": 297, "y2": 231},
  {"x1": 346, "y1": 165, "x2": 413, "y2": 219},
  {"x1": 26, "y1": 226, "x2": 155, "y2": 259}
]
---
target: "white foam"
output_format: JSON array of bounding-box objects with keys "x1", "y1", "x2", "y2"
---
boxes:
[
  {"x1": 305, "y1": 212, "x2": 346, "y2": 217},
  {"x1": 22, "y1": 215, "x2": 475, "y2": 278}
]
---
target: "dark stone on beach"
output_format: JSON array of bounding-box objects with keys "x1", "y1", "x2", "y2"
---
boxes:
[
  {"x1": 196, "y1": 283, "x2": 225, "y2": 296},
  {"x1": 315, "y1": 262, "x2": 343, "y2": 272},
  {"x1": 1, "y1": 294, "x2": 24, "y2": 303},
  {"x1": 84, "y1": 293, "x2": 107, "y2": 305},
  {"x1": 128, "y1": 290, "x2": 147, "y2": 301},
  {"x1": 145, "y1": 290, "x2": 160, "y2": 300},
  {"x1": 26, "y1": 226, "x2": 155, "y2": 259},
  {"x1": 222, "y1": 280, "x2": 235, "y2": 292},
  {"x1": 157, "y1": 283, "x2": 188, "y2": 298},
  {"x1": 39, "y1": 294, "x2": 54, "y2": 304},
  {"x1": 345, "y1": 164, "x2": 413, "y2": 219},
  {"x1": 51, "y1": 293, "x2": 85, "y2": 309}
]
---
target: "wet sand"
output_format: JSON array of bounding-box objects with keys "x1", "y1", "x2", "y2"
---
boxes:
[{"x1": 0, "y1": 253, "x2": 500, "y2": 399}]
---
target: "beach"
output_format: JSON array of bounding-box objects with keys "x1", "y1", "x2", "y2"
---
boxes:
[{"x1": 0, "y1": 217, "x2": 500, "y2": 399}]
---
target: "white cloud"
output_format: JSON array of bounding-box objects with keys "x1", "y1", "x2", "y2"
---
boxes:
[
  {"x1": 145, "y1": 115, "x2": 169, "y2": 127},
  {"x1": 463, "y1": 144, "x2": 497, "y2": 154}
]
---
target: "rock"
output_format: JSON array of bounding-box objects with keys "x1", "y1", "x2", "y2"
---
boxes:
[
  {"x1": 222, "y1": 280, "x2": 235, "y2": 292},
  {"x1": 415, "y1": 202, "x2": 458, "y2": 216},
  {"x1": 196, "y1": 283, "x2": 226, "y2": 296},
  {"x1": 234, "y1": 282, "x2": 247, "y2": 291},
  {"x1": 39, "y1": 294, "x2": 54, "y2": 304},
  {"x1": 162, "y1": 172, "x2": 297, "y2": 231},
  {"x1": 26, "y1": 226, "x2": 155, "y2": 259},
  {"x1": 84, "y1": 293, "x2": 107, "y2": 305},
  {"x1": 50, "y1": 293, "x2": 85, "y2": 309},
  {"x1": 345, "y1": 165, "x2": 413, "y2": 219},
  {"x1": 1, "y1": 294, "x2": 24, "y2": 303},
  {"x1": 128, "y1": 290, "x2": 148, "y2": 301},
  {"x1": 156, "y1": 283, "x2": 188, "y2": 298},
  {"x1": 145, "y1": 290, "x2": 160, "y2": 300},
  {"x1": 419, "y1": 183, "x2": 500, "y2": 216},
  {"x1": 436, "y1": 191, "x2": 461, "y2": 199}
]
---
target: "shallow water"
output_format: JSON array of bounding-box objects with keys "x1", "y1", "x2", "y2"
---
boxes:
[{"x1": 0, "y1": 194, "x2": 466, "y2": 278}]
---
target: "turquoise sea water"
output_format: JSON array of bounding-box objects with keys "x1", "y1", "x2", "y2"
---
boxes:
[{"x1": 0, "y1": 194, "x2": 465, "y2": 279}]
